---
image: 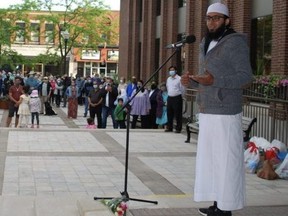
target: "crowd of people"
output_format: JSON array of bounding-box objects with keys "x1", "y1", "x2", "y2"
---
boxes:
[{"x1": 0, "y1": 68, "x2": 185, "y2": 130}]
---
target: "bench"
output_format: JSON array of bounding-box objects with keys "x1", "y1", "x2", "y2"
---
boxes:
[{"x1": 185, "y1": 115, "x2": 257, "y2": 143}]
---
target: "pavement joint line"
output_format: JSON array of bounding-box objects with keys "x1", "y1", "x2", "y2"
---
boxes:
[{"x1": 1, "y1": 106, "x2": 288, "y2": 215}]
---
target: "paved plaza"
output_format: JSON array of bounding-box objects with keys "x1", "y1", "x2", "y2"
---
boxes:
[{"x1": 0, "y1": 105, "x2": 287, "y2": 215}]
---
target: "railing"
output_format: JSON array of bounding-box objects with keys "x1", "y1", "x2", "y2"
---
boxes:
[{"x1": 185, "y1": 88, "x2": 288, "y2": 145}]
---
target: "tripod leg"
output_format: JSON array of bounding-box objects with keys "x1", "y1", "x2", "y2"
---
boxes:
[
  {"x1": 94, "y1": 196, "x2": 114, "y2": 200},
  {"x1": 128, "y1": 197, "x2": 158, "y2": 204}
]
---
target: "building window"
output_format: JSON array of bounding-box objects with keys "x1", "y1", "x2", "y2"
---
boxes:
[
  {"x1": 107, "y1": 50, "x2": 119, "y2": 61},
  {"x1": 156, "y1": 0, "x2": 161, "y2": 16},
  {"x1": 139, "y1": 0, "x2": 143, "y2": 22},
  {"x1": 81, "y1": 50, "x2": 100, "y2": 60},
  {"x1": 251, "y1": 15, "x2": 272, "y2": 75},
  {"x1": 30, "y1": 22, "x2": 40, "y2": 44},
  {"x1": 178, "y1": 0, "x2": 186, "y2": 8},
  {"x1": 45, "y1": 23, "x2": 54, "y2": 44},
  {"x1": 15, "y1": 22, "x2": 25, "y2": 43}
]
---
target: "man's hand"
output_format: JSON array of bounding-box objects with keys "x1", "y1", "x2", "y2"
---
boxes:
[
  {"x1": 180, "y1": 72, "x2": 191, "y2": 87},
  {"x1": 189, "y1": 70, "x2": 214, "y2": 86}
]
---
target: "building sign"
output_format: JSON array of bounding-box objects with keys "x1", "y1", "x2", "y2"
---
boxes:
[
  {"x1": 81, "y1": 50, "x2": 100, "y2": 60},
  {"x1": 107, "y1": 50, "x2": 119, "y2": 61}
]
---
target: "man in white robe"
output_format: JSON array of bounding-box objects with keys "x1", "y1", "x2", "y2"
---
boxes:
[{"x1": 181, "y1": 2, "x2": 253, "y2": 216}]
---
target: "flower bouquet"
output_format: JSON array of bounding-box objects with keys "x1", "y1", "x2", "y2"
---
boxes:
[{"x1": 101, "y1": 197, "x2": 128, "y2": 216}]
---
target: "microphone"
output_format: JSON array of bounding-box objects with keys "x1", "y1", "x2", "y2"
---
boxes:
[{"x1": 165, "y1": 35, "x2": 196, "y2": 49}]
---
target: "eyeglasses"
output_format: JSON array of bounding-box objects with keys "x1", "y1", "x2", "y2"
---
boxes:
[{"x1": 206, "y1": 15, "x2": 225, "y2": 22}]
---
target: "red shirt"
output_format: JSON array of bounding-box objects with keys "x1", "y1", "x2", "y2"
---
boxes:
[{"x1": 9, "y1": 85, "x2": 23, "y2": 105}]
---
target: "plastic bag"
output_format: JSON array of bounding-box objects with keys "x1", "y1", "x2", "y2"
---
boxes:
[
  {"x1": 244, "y1": 142, "x2": 260, "y2": 173},
  {"x1": 271, "y1": 139, "x2": 287, "y2": 153},
  {"x1": 249, "y1": 137, "x2": 271, "y2": 150},
  {"x1": 275, "y1": 154, "x2": 288, "y2": 180},
  {"x1": 265, "y1": 147, "x2": 279, "y2": 161}
]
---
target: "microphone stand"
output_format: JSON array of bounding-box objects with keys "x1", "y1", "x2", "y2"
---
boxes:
[{"x1": 94, "y1": 47, "x2": 182, "y2": 214}]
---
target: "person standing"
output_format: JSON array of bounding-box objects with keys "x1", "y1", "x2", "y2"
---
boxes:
[
  {"x1": 6, "y1": 76, "x2": 23, "y2": 127},
  {"x1": 54, "y1": 77, "x2": 63, "y2": 107},
  {"x1": 83, "y1": 77, "x2": 94, "y2": 117},
  {"x1": 181, "y1": 3, "x2": 253, "y2": 216},
  {"x1": 66, "y1": 80, "x2": 80, "y2": 119},
  {"x1": 29, "y1": 89, "x2": 41, "y2": 128},
  {"x1": 62, "y1": 75, "x2": 71, "y2": 107},
  {"x1": 126, "y1": 76, "x2": 137, "y2": 99},
  {"x1": 148, "y1": 81, "x2": 160, "y2": 129},
  {"x1": 17, "y1": 85, "x2": 30, "y2": 128},
  {"x1": 88, "y1": 81, "x2": 103, "y2": 128},
  {"x1": 38, "y1": 77, "x2": 52, "y2": 114},
  {"x1": 166, "y1": 66, "x2": 185, "y2": 133},
  {"x1": 114, "y1": 98, "x2": 126, "y2": 129},
  {"x1": 75, "y1": 75, "x2": 85, "y2": 105},
  {"x1": 100, "y1": 78, "x2": 118, "y2": 128},
  {"x1": 156, "y1": 83, "x2": 168, "y2": 129},
  {"x1": 49, "y1": 76, "x2": 56, "y2": 105},
  {"x1": 130, "y1": 80, "x2": 151, "y2": 129},
  {"x1": 117, "y1": 76, "x2": 127, "y2": 94}
]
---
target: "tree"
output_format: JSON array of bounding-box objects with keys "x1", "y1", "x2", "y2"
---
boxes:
[
  {"x1": 5, "y1": 0, "x2": 118, "y2": 75},
  {"x1": 0, "y1": 9, "x2": 23, "y2": 69}
]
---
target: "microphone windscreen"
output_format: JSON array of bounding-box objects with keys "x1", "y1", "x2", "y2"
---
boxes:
[{"x1": 185, "y1": 35, "x2": 196, "y2": 44}]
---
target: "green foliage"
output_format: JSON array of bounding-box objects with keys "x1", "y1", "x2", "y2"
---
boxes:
[
  {"x1": 255, "y1": 75, "x2": 288, "y2": 99},
  {"x1": 0, "y1": 48, "x2": 25, "y2": 70},
  {"x1": 0, "y1": 0, "x2": 117, "y2": 73}
]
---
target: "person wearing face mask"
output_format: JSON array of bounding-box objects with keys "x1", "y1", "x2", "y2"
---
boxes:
[
  {"x1": 148, "y1": 81, "x2": 160, "y2": 129},
  {"x1": 38, "y1": 76, "x2": 52, "y2": 114},
  {"x1": 165, "y1": 66, "x2": 185, "y2": 133},
  {"x1": 130, "y1": 80, "x2": 151, "y2": 129},
  {"x1": 126, "y1": 76, "x2": 137, "y2": 98},
  {"x1": 54, "y1": 77, "x2": 63, "y2": 107},
  {"x1": 100, "y1": 77, "x2": 118, "y2": 128},
  {"x1": 83, "y1": 76, "x2": 94, "y2": 117},
  {"x1": 65, "y1": 80, "x2": 80, "y2": 119},
  {"x1": 88, "y1": 81, "x2": 103, "y2": 128},
  {"x1": 25, "y1": 71, "x2": 39, "y2": 92},
  {"x1": 117, "y1": 77, "x2": 127, "y2": 94}
]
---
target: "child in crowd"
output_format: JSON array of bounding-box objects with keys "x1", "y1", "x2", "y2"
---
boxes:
[
  {"x1": 114, "y1": 98, "x2": 126, "y2": 129},
  {"x1": 85, "y1": 117, "x2": 97, "y2": 129},
  {"x1": 29, "y1": 89, "x2": 41, "y2": 128},
  {"x1": 17, "y1": 85, "x2": 31, "y2": 128}
]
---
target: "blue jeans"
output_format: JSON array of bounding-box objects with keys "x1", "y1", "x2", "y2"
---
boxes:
[{"x1": 101, "y1": 106, "x2": 116, "y2": 128}]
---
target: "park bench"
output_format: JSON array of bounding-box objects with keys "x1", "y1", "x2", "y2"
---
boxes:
[{"x1": 185, "y1": 115, "x2": 257, "y2": 143}]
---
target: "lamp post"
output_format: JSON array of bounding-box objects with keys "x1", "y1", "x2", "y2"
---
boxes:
[{"x1": 61, "y1": 30, "x2": 70, "y2": 75}]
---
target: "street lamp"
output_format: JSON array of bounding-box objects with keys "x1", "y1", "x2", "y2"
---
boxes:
[{"x1": 61, "y1": 30, "x2": 70, "y2": 75}]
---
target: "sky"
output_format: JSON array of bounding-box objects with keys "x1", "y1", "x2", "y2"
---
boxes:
[{"x1": 0, "y1": 0, "x2": 120, "y2": 10}]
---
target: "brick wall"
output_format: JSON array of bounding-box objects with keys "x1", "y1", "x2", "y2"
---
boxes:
[
  {"x1": 118, "y1": 0, "x2": 142, "y2": 80},
  {"x1": 140, "y1": 1, "x2": 157, "y2": 81},
  {"x1": 271, "y1": 0, "x2": 288, "y2": 76},
  {"x1": 119, "y1": 0, "x2": 286, "y2": 83},
  {"x1": 158, "y1": 0, "x2": 179, "y2": 83},
  {"x1": 184, "y1": 0, "x2": 208, "y2": 75}
]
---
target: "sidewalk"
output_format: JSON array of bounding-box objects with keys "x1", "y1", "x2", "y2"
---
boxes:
[{"x1": 0, "y1": 105, "x2": 287, "y2": 216}]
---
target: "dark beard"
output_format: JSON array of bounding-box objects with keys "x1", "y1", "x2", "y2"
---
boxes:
[{"x1": 207, "y1": 23, "x2": 227, "y2": 40}]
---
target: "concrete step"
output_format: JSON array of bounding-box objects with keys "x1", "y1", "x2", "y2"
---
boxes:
[
  {"x1": 34, "y1": 197, "x2": 79, "y2": 216},
  {"x1": 0, "y1": 196, "x2": 116, "y2": 216},
  {"x1": 77, "y1": 198, "x2": 116, "y2": 216},
  {"x1": 0, "y1": 196, "x2": 35, "y2": 216}
]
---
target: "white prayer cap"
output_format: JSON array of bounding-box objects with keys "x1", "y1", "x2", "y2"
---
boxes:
[{"x1": 207, "y1": 2, "x2": 229, "y2": 17}]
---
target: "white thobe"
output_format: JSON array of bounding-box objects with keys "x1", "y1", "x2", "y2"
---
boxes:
[{"x1": 194, "y1": 113, "x2": 246, "y2": 211}]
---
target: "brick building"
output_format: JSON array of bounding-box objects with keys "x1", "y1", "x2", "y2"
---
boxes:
[
  {"x1": 6, "y1": 10, "x2": 119, "y2": 78},
  {"x1": 118, "y1": 0, "x2": 287, "y2": 84}
]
